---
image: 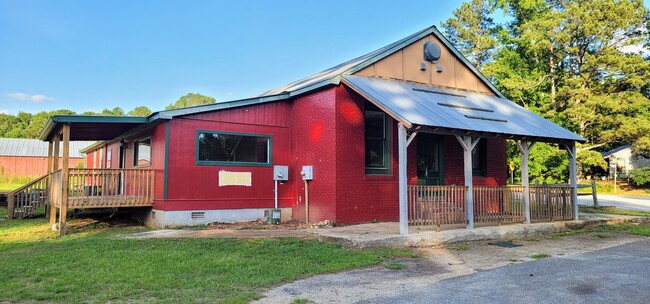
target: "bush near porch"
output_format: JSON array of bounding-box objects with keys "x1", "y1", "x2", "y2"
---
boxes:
[{"x1": 0, "y1": 212, "x2": 412, "y2": 304}]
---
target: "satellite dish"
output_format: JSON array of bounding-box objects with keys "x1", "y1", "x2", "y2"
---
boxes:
[{"x1": 423, "y1": 42, "x2": 441, "y2": 62}]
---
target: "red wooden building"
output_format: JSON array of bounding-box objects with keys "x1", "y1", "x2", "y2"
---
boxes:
[
  {"x1": 0, "y1": 138, "x2": 89, "y2": 178},
  {"x1": 31, "y1": 26, "x2": 584, "y2": 233}
]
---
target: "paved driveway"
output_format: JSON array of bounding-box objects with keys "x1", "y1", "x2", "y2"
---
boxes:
[
  {"x1": 578, "y1": 194, "x2": 650, "y2": 212},
  {"x1": 367, "y1": 240, "x2": 650, "y2": 304}
]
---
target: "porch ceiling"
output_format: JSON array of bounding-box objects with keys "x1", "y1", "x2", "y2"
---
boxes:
[
  {"x1": 342, "y1": 75, "x2": 586, "y2": 144},
  {"x1": 39, "y1": 115, "x2": 149, "y2": 141}
]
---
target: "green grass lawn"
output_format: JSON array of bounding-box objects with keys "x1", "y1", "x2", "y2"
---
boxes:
[
  {"x1": 579, "y1": 206, "x2": 650, "y2": 217},
  {"x1": 0, "y1": 215, "x2": 413, "y2": 303},
  {"x1": 0, "y1": 183, "x2": 23, "y2": 192}
]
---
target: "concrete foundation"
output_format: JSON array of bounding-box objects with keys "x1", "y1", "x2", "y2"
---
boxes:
[
  {"x1": 140, "y1": 208, "x2": 293, "y2": 228},
  {"x1": 308, "y1": 213, "x2": 650, "y2": 248}
]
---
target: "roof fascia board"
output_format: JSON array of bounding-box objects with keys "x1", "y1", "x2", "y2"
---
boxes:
[
  {"x1": 288, "y1": 76, "x2": 341, "y2": 98},
  {"x1": 341, "y1": 77, "x2": 413, "y2": 128},
  {"x1": 153, "y1": 93, "x2": 290, "y2": 119},
  {"x1": 346, "y1": 26, "x2": 436, "y2": 76},
  {"x1": 414, "y1": 125, "x2": 584, "y2": 144},
  {"x1": 39, "y1": 115, "x2": 149, "y2": 141}
]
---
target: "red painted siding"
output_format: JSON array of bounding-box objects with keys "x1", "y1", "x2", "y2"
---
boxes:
[
  {"x1": 162, "y1": 102, "x2": 292, "y2": 211},
  {"x1": 0, "y1": 156, "x2": 84, "y2": 177}
]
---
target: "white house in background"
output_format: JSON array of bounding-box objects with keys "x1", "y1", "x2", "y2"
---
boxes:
[{"x1": 601, "y1": 145, "x2": 650, "y2": 178}]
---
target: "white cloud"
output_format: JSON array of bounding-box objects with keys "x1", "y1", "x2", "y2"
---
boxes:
[{"x1": 7, "y1": 92, "x2": 55, "y2": 103}]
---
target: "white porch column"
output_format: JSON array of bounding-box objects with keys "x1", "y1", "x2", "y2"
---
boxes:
[
  {"x1": 456, "y1": 135, "x2": 480, "y2": 230},
  {"x1": 398, "y1": 123, "x2": 408, "y2": 235},
  {"x1": 565, "y1": 142, "x2": 579, "y2": 220},
  {"x1": 517, "y1": 140, "x2": 535, "y2": 224}
]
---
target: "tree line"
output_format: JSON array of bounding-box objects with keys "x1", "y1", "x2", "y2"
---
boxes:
[
  {"x1": 0, "y1": 93, "x2": 215, "y2": 139},
  {"x1": 442, "y1": 0, "x2": 650, "y2": 182}
]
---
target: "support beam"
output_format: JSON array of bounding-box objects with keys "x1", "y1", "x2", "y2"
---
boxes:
[
  {"x1": 565, "y1": 142, "x2": 579, "y2": 220},
  {"x1": 59, "y1": 124, "x2": 70, "y2": 236},
  {"x1": 406, "y1": 131, "x2": 418, "y2": 147},
  {"x1": 455, "y1": 135, "x2": 480, "y2": 230},
  {"x1": 46, "y1": 141, "x2": 53, "y2": 220},
  {"x1": 398, "y1": 123, "x2": 408, "y2": 235},
  {"x1": 517, "y1": 140, "x2": 535, "y2": 224},
  {"x1": 51, "y1": 135, "x2": 60, "y2": 226}
]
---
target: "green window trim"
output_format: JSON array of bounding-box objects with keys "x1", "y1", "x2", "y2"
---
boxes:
[
  {"x1": 365, "y1": 103, "x2": 392, "y2": 176},
  {"x1": 195, "y1": 130, "x2": 273, "y2": 167},
  {"x1": 133, "y1": 137, "x2": 152, "y2": 167}
]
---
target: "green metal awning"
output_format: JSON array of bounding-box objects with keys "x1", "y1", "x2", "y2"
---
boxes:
[{"x1": 39, "y1": 115, "x2": 149, "y2": 141}]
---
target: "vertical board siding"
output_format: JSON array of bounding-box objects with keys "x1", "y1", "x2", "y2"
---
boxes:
[
  {"x1": 163, "y1": 101, "x2": 292, "y2": 211},
  {"x1": 0, "y1": 156, "x2": 83, "y2": 178}
]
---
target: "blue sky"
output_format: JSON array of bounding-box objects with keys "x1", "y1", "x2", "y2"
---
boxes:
[
  {"x1": 0, "y1": 1, "x2": 647, "y2": 115},
  {"x1": 0, "y1": 0, "x2": 467, "y2": 114}
]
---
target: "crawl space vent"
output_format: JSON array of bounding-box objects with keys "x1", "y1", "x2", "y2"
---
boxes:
[{"x1": 191, "y1": 212, "x2": 205, "y2": 220}]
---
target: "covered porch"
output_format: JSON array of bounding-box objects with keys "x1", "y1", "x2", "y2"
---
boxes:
[
  {"x1": 7, "y1": 115, "x2": 155, "y2": 235},
  {"x1": 342, "y1": 75, "x2": 586, "y2": 235}
]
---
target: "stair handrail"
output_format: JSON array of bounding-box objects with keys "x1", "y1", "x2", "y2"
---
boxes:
[{"x1": 7, "y1": 172, "x2": 52, "y2": 196}]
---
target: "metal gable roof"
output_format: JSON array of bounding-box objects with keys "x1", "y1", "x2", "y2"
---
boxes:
[
  {"x1": 0, "y1": 138, "x2": 93, "y2": 158},
  {"x1": 257, "y1": 25, "x2": 504, "y2": 99},
  {"x1": 342, "y1": 75, "x2": 585, "y2": 143}
]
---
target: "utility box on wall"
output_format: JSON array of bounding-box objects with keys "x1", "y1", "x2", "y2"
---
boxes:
[
  {"x1": 301, "y1": 165, "x2": 313, "y2": 180},
  {"x1": 273, "y1": 165, "x2": 289, "y2": 181}
]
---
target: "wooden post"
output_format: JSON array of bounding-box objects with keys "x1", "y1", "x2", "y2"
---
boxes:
[
  {"x1": 51, "y1": 136, "x2": 60, "y2": 225},
  {"x1": 517, "y1": 140, "x2": 534, "y2": 224},
  {"x1": 59, "y1": 124, "x2": 70, "y2": 236},
  {"x1": 565, "y1": 142, "x2": 579, "y2": 221},
  {"x1": 398, "y1": 123, "x2": 408, "y2": 235},
  {"x1": 45, "y1": 141, "x2": 53, "y2": 219},
  {"x1": 456, "y1": 135, "x2": 480, "y2": 230},
  {"x1": 7, "y1": 193, "x2": 14, "y2": 219},
  {"x1": 591, "y1": 179, "x2": 599, "y2": 208}
]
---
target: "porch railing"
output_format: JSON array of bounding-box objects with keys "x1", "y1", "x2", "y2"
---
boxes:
[
  {"x1": 473, "y1": 186, "x2": 526, "y2": 224},
  {"x1": 530, "y1": 186, "x2": 574, "y2": 221},
  {"x1": 408, "y1": 185, "x2": 467, "y2": 227},
  {"x1": 408, "y1": 185, "x2": 574, "y2": 228},
  {"x1": 64, "y1": 168, "x2": 155, "y2": 208}
]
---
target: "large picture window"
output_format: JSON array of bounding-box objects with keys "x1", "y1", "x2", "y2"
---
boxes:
[
  {"x1": 365, "y1": 102, "x2": 391, "y2": 175},
  {"x1": 134, "y1": 138, "x2": 151, "y2": 167},
  {"x1": 197, "y1": 131, "x2": 271, "y2": 166}
]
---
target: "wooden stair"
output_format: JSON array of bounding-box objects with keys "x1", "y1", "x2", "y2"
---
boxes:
[{"x1": 7, "y1": 174, "x2": 50, "y2": 219}]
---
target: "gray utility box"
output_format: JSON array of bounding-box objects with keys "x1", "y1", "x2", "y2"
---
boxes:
[
  {"x1": 301, "y1": 165, "x2": 313, "y2": 180},
  {"x1": 273, "y1": 165, "x2": 289, "y2": 181},
  {"x1": 265, "y1": 208, "x2": 281, "y2": 225}
]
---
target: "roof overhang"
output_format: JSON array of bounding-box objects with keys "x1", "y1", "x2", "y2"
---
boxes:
[
  {"x1": 342, "y1": 75, "x2": 586, "y2": 145},
  {"x1": 39, "y1": 115, "x2": 150, "y2": 141}
]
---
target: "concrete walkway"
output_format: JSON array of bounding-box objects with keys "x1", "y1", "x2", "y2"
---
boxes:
[
  {"x1": 119, "y1": 213, "x2": 648, "y2": 248},
  {"x1": 307, "y1": 213, "x2": 648, "y2": 247}
]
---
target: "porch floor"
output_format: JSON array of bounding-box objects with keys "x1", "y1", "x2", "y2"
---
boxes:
[{"x1": 307, "y1": 213, "x2": 646, "y2": 247}]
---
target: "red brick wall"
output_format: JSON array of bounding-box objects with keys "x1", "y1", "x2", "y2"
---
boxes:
[
  {"x1": 333, "y1": 85, "x2": 419, "y2": 224},
  {"x1": 291, "y1": 87, "x2": 338, "y2": 222},
  {"x1": 444, "y1": 137, "x2": 507, "y2": 186}
]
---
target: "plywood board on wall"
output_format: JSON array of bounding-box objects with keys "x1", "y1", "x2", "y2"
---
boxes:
[
  {"x1": 354, "y1": 34, "x2": 494, "y2": 95},
  {"x1": 218, "y1": 170, "x2": 252, "y2": 186}
]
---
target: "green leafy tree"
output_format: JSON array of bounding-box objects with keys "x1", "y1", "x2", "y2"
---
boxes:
[
  {"x1": 127, "y1": 106, "x2": 152, "y2": 117},
  {"x1": 165, "y1": 93, "x2": 216, "y2": 110},
  {"x1": 441, "y1": 0, "x2": 500, "y2": 69},
  {"x1": 101, "y1": 107, "x2": 125, "y2": 116}
]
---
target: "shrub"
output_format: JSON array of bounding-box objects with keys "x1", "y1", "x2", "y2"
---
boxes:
[{"x1": 629, "y1": 167, "x2": 650, "y2": 188}]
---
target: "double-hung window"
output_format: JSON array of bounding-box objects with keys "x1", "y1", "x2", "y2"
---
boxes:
[
  {"x1": 134, "y1": 138, "x2": 151, "y2": 167},
  {"x1": 365, "y1": 102, "x2": 391, "y2": 175}
]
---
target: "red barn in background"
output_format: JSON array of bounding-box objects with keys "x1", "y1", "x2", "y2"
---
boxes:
[{"x1": 0, "y1": 138, "x2": 90, "y2": 178}]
